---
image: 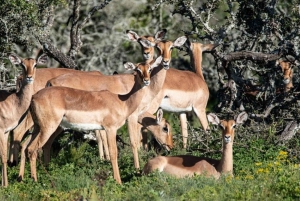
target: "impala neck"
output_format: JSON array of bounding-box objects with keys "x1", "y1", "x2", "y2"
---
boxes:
[
  {"x1": 190, "y1": 43, "x2": 205, "y2": 80},
  {"x1": 118, "y1": 72, "x2": 147, "y2": 116},
  {"x1": 15, "y1": 79, "x2": 34, "y2": 119},
  {"x1": 149, "y1": 63, "x2": 165, "y2": 96},
  {"x1": 217, "y1": 141, "x2": 233, "y2": 175}
]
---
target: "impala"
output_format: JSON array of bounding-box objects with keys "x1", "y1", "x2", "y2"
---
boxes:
[
  {"x1": 91, "y1": 109, "x2": 173, "y2": 161},
  {"x1": 127, "y1": 30, "x2": 217, "y2": 148},
  {"x1": 9, "y1": 67, "x2": 102, "y2": 166},
  {"x1": 0, "y1": 53, "x2": 47, "y2": 187},
  {"x1": 24, "y1": 56, "x2": 163, "y2": 184},
  {"x1": 143, "y1": 112, "x2": 248, "y2": 178},
  {"x1": 49, "y1": 34, "x2": 187, "y2": 171},
  {"x1": 278, "y1": 60, "x2": 293, "y2": 92},
  {"x1": 126, "y1": 29, "x2": 167, "y2": 63},
  {"x1": 244, "y1": 60, "x2": 294, "y2": 97}
]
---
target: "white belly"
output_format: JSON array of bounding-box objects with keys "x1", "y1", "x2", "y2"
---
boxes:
[
  {"x1": 60, "y1": 118, "x2": 103, "y2": 131},
  {"x1": 160, "y1": 98, "x2": 193, "y2": 112}
]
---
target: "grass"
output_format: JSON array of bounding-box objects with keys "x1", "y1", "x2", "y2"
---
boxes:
[{"x1": 0, "y1": 116, "x2": 300, "y2": 201}]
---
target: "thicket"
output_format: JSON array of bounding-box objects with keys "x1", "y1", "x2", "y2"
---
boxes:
[{"x1": 0, "y1": 0, "x2": 299, "y2": 200}]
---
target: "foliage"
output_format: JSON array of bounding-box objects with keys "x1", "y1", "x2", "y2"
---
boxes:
[
  {"x1": 1, "y1": 123, "x2": 300, "y2": 200},
  {"x1": 0, "y1": 0, "x2": 300, "y2": 200}
]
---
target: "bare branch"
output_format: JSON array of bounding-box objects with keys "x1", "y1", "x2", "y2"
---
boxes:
[
  {"x1": 40, "y1": 39, "x2": 77, "y2": 69},
  {"x1": 222, "y1": 51, "x2": 282, "y2": 62}
]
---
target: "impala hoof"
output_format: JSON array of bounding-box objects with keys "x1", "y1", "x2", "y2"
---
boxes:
[
  {"x1": 8, "y1": 160, "x2": 17, "y2": 167},
  {"x1": 17, "y1": 176, "x2": 23, "y2": 182}
]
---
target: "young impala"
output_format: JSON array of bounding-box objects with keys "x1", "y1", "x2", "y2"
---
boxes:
[
  {"x1": 127, "y1": 30, "x2": 218, "y2": 148},
  {"x1": 0, "y1": 54, "x2": 47, "y2": 187},
  {"x1": 143, "y1": 112, "x2": 248, "y2": 178}
]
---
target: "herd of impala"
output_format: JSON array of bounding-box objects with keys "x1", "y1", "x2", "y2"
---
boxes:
[{"x1": 0, "y1": 29, "x2": 292, "y2": 187}]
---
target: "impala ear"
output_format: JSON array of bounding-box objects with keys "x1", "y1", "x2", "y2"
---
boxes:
[
  {"x1": 126, "y1": 30, "x2": 140, "y2": 41},
  {"x1": 150, "y1": 56, "x2": 163, "y2": 69},
  {"x1": 139, "y1": 39, "x2": 155, "y2": 48},
  {"x1": 154, "y1": 29, "x2": 167, "y2": 41},
  {"x1": 37, "y1": 54, "x2": 48, "y2": 65},
  {"x1": 9, "y1": 54, "x2": 22, "y2": 65},
  {"x1": 156, "y1": 108, "x2": 163, "y2": 123},
  {"x1": 202, "y1": 43, "x2": 219, "y2": 52},
  {"x1": 235, "y1": 112, "x2": 248, "y2": 125},
  {"x1": 123, "y1": 62, "x2": 136, "y2": 71},
  {"x1": 184, "y1": 38, "x2": 192, "y2": 50},
  {"x1": 173, "y1": 36, "x2": 187, "y2": 47},
  {"x1": 207, "y1": 113, "x2": 220, "y2": 125}
]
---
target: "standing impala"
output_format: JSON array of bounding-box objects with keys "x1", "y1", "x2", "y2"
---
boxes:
[
  {"x1": 16, "y1": 70, "x2": 173, "y2": 175},
  {"x1": 127, "y1": 30, "x2": 217, "y2": 148},
  {"x1": 143, "y1": 112, "x2": 248, "y2": 178},
  {"x1": 24, "y1": 56, "x2": 163, "y2": 184},
  {"x1": 0, "y1": 53, "x2": 47, "y2": 187},
  {"x1": 47, "y1": 34, "x2": 186, "y2": 171},
  {"x1": 9, "y1": 66, "x2": 102, "y2": 166}
]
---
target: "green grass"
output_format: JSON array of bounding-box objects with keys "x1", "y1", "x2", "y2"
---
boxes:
[{"x1": 1, "y1": 119, "x2": 300, "y2": 201}]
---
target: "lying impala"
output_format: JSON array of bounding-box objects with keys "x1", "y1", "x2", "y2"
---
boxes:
[
  {"x1": 24, "y1": 57, "x2": 165, "y2": 184},
  {"x1": 127, "y1": 30, "x2": 217, "y2": 148},
  {"x1": 0, "y1": 54, "x2": 48, "y2": 187},
  {"x1": 143, "y1": 112, "x2": 248, "y2": 178}
]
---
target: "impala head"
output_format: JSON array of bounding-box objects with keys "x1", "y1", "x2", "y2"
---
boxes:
[
  {"x1": 207, "y1": 112, "x2": 248, "y2": 144},
  {"x1": 123, "y1": 56, "x2": 163, "y2": 86},
  {"x1": 126, "y1": 29, "x2": 167, "y2": 62},
  {"x1": 154, "y1": 108, "x2": 173, "y2": 151},
  {"x1": 185, "y1": 39, "x2": 219, "y2": 55},
  {"x1": 9, "y1": 54, "x2": 48, "y2": 84},
  {"x1": 156, "y1": 36, "x2": 187, "y2": 69},
  {"x1": 277, "y1": 60, "x2": 293, "y2": 85}
]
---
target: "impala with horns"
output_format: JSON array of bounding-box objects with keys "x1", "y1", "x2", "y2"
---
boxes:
[
  {"x1": 23, "y1": 56, "x2": 163, "y2": 184},
  {"x1": 127, "y1": 30, "x2": 217, "y2": 148},
  {"x1": 143, "y1": 112, "x2": 248, "y2": 179},
  {"x1": 0, "y1": 53, "x2": 47, "y2": 187}
]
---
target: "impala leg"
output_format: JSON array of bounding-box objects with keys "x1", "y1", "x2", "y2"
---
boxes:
[
  {"x1": 8, "y1": 131, "x2": 15, "y2": 166},
  {"x1": 137, "y1": 124, "x2": 145, "y2": 149},
  {"x1": 28, "y1": 125, "x2": 58, "y2": 182},
  {"x1": 180, "y1": 113, "x2": 188, "y2": 149},
  {"x1": 0, "y1": 132, "x2": 9, "y2": 187},
  {"x1": 127, "y1": 113, "x2": 140, "y2": 169},
  {"x1": 141, "y1": 127, "x2": 149, "y2": 151},
  {"x1": 106, "y1": 128, "x2": 121, "y2": 184},
  {"x1": 194, "y1": 107, "x2": 209, "y2": 132},
  {"x1": 17, "y1": 134, "x2": 32, "y2": 182},
  {"x1": 43, "y1": 127, "x2": 63, "y2": 166},
  {"x1": 100, "y1": 130, "x2": 110, "y2": 160},
  {"x1": 10, "y1": 112, "x2": 34, "y2": 165},
  {"x1": 95, "y1": 130, "x2": 110, "y2": 160},
  {"x1": 95, "y1": 130, "x2": 104, "y2": 160}
]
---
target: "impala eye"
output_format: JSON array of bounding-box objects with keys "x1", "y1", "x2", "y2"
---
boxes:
[
  {"x1": 232, "y1": 124, "x2": 236, "y2": 129},
  {"x1": 163, "y1": 126, "x2": 169, "y2": 133}
]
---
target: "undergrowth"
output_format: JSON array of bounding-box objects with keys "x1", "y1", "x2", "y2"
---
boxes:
[{"x1": 0, "y1": 114, "x2": 299, "y2": 201}]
